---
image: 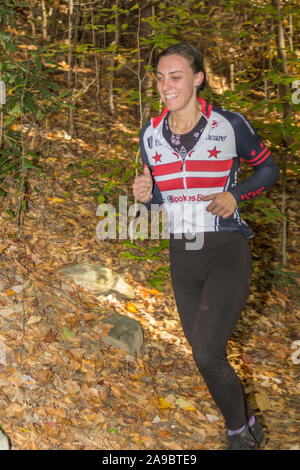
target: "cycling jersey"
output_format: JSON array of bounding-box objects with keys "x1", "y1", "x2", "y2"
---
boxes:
[{"x1": 140, "y1": 97, "x2": 280, "y2": 238}]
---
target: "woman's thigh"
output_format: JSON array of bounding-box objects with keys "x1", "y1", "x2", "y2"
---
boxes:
[{"x1": 169, "y1": 232, "x2": 252, "y2": 348}]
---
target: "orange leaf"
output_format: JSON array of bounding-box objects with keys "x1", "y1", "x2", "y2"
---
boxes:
[
  {"x1": 6, "y1": 289, "x2": 16, "y2": 296},
  {"x1": 158, "y1": 429, "x2": 171, "y2": 439},
  {"x1": 150, "y1": 288, "x2": 162, "y2": 297}
]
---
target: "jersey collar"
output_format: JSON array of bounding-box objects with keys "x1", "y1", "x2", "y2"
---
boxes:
[{"x1": 152, "y1": 97, "x2": 212, "y2": 129}]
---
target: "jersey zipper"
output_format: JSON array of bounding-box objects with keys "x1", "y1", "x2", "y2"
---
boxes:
[{"x1": 181, "y1": 158, "x2": 187, "y2": 192}]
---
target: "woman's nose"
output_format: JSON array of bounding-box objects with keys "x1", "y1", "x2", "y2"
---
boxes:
[{"x1": 162, "y1": 77, "x2": 172, "y2": 91}]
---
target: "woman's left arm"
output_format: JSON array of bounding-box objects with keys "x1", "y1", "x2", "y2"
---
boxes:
[{"x1": 202, "y1": 112, "x2": 280, "y2": 218}]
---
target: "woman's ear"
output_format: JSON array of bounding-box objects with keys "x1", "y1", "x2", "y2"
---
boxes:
[{"x1": 194, "y1": 71, "x2": 204, "y2": 87}]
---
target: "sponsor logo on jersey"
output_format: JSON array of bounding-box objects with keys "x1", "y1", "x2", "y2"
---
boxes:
[
  {"x1": 167, "y1": 194, "x2": 205, "y2": 203},
  {"x1": 206, "y1": 134, "x2": 227, "y2": 142}
]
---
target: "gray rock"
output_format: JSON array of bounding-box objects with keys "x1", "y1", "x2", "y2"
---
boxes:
[
  {"x1": 0, "y1": 429, "x2": 9, "y2": 450},
  {"x1": 101, "y1": 314, "x2": 143, "y2": 357},
  {"x1": 59, "y1": 263, "x2": 135, "y2": 299}
]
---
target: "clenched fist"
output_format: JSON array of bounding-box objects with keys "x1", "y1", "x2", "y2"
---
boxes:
[{"x1": 132, "y1": 165, "x2": 153, "y2": 203}]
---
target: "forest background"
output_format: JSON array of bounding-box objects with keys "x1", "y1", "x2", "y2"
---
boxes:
[{"x1": 0, "y1": 0, "x2": 299, "y2": 451}]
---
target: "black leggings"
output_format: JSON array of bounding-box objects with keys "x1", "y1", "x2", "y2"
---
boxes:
[{"x1": 169, "y1": 231, "x2": 254, "y2": 430}]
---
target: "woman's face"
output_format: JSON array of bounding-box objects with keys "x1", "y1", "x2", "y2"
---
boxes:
[{"x1": 156, "y1": 54, "x2": 203, "y2": 113}]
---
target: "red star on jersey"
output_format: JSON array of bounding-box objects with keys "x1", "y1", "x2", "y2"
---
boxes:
[
  {"x1": 250, "y1": 150, "x2": 256, "y2": 157},
  {"x1": 208, "y1": 146, "x2": 221, "y2": 158},
  {"x1": 153, "y1": 152, "x2": 162, "y2": 163}
]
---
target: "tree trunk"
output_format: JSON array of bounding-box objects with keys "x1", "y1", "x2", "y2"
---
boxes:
[
  {"x1": 90, "y1": 1, "x2": 101, "y2": 118},
  {"x1": 140, "y1": 3, "x2": 155, "y2": 122},
  {"x1": 50, "y1": 1, "x2": 60, "y2": 43},
  {"x1": 271, "y1": 0, "x2": 292, "y2": 266},
  {"x1": 68, "y1": 0, "x2": 74, "y2": 137},
  {"x1": 109, "y1": 0, "x2": 119, "y2": 116},
  {"x1": 41, "y1": 0, "x2": 48, "y2": 41}
]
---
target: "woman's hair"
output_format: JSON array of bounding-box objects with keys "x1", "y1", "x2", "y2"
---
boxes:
[{"x1": 156, "y1": 43, "x2": 206, "y2": 92}]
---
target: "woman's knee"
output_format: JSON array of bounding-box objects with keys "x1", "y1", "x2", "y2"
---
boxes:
[{"x1": 192, "y1": 343, "x2": 226, "y2": 374}]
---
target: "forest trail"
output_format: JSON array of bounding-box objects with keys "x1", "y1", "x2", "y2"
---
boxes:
[{"x1": 0, "y1": 118, "x2": 299, "y2": 451}]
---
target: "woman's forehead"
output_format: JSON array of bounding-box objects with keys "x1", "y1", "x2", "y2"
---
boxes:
[{"x1": 156, "y1": 54, "x2": 192, "y2": 74}]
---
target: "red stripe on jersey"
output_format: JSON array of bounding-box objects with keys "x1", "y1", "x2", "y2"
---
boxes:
[
  {"x1": 186, "y1": 176, "x2": 228, "y2": 189},
  {"x1": 151, "y1": 98, "x2": 211, "y2": 128},
  {"x1": 185, "y1": 159, "x2": 233, "y2": 172},
  {"x1": 152, "y1": 108, "x2": 169, "y2": 128},
  {"x1": 250, "y1": 151, "x2": 270, "y2": 166},
  {"x1": 248, "y1": 146, "x2": 268, "y2": 163},
  {"x1": 152, "y1": 161, "x2": 183, "y2": 176},
  {"x1": 198, "y1": 98, "x2": 212, "y2": 119},
  {"x1": 157, "y1": 178, "x2": 185, "y2": 191}
]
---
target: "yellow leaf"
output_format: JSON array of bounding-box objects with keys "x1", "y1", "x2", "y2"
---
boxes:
[
  {"x1": 48, "y1": 197, "x2": 65, "y2": 203},
  {"x1": 19, "y1": 427, "x2": 31, "y2": 433},
  {"x1": 151, "y1": 396, "x2": 174, "y2": 409},
  {"x1": 126, "y1": 302, "x2": 139, "y2": 313}
]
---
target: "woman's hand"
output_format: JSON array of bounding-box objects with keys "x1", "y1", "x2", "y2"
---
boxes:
[
  {"x1": 132, "y1": 165, "x2": 153, "y2": 203},
  {"x1": 201, "y1": 191, "x2": 237, "y2": 219}
]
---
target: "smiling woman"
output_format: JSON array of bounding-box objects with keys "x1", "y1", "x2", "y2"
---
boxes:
[
  {"x1": 132, "y1": 43, "x2": 279, "y2": 450},
  {"x1": 155, "y1": 45, "x2": 205, "y2": 134}
]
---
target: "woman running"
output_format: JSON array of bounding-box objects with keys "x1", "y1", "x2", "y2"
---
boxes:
[{"x1": 132, "y1": 43, "x2": 279, "y2": 450}]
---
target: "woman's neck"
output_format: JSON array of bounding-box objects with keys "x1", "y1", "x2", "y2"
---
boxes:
[{"x1": 169, "y1": 103, "x2": 202, "y2": 135}]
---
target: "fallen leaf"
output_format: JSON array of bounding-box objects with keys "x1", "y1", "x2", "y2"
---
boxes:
[
  {"x1": 152, "y1": 415, "x2": 160, "y2": 424},
  {"x1": 255, "y1": 392, "x2": 271, "y2": 411},
  {"x1": 126, "y1": 302, "x2": 139, "y2": 313},
  {"x1": 152, "y1": 396, "x2": 174, "y2": 409},
  {"x1": 175, "y1": 398, "x2": 198, "y2": 412},
  {"x1": 150, "y1": 288, "x2": 162, "y2": 297},
  {"x1": 42, "y1": 329, "x2": 57, "y2": 343},
  {"x1": 5, "y1": 289, "x2": 16, "y2": 297},
  {"x1": 6, "y1": 403, "x2": 24, "y2": 418},
  {"x1": 27, "y1": 315, "x2": 42, "y2": 325},
  {"x1": 158, "y1": 429, "x2": 171, "y2": 439},
  {"x1": 206, "y1": 414, "x2": 220, "y2": 423},
  {"x1": 48, "y1": 197, "x2": 66, "y2": 203},
  {"x1": 63, "y1": 326, "x2": 74, "y2": 338},
  {"x1": 11, "y1": 284, "x2": 26, "y2": 294}
]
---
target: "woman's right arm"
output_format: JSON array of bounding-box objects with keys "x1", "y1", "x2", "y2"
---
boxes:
[{"x1": 133, "y1": 124, "x2": 164, "y2": 208}]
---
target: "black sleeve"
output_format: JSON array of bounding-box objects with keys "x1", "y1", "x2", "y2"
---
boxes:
[
  {"x1": 227, "y1": 112, "x2": 280, "y2": 203},
  {"x1": 139, "y1": 122, "x2": 164, "y2": 209}
]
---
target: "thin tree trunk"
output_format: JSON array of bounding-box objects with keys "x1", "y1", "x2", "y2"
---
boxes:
[
  {"x1": 50, "y1": 0, "x2": 60, "y2": 43},
  {"x1": 230, "y1": 62, "x2": 235, "y2": 91},
  {"x1": 0, "y1": 74, "x2": 5, "y2": 151},
  {"x1": 141, "y1": 3, "x2": 155, "y2": 122},
  {"x1": 68, "y1": 0, "x2": 74, "y2": 137},
  {"x1": 271, "y1": 0, "x2": 292, "y2": 266},
  {"x1": 90, "y1": 0, "x2": 101, "y2": 118},
  {"x1": 41, "y1": 0, "x2": 48, "y2": 41},
  {"x1": 109, "y1": 0, "x2": 119, "y2": 116}
]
